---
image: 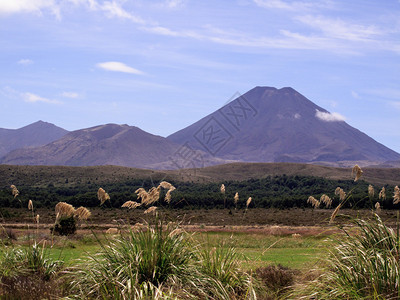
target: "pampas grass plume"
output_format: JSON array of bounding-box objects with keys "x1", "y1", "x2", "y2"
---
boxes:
[
  {"x1": 75, "y1": 206, "x2": 91, "y2": 220},
  {"x1": 379, "y1": 187, "x2": 386, "y2": 201},
  {"x1": 98, "y1": 188, "x2": 110, "y2": 205},
  {"x1": 368, "y1": 184, "x2": 375, "y2": 198},
  {"x1": 28, "y1": 199, "x2": 33, "y2": 211},
  {"x1": 393, "y1": 186, "x2": 400, "y2": 205},
  {"x1": 220, "y1": 184, "x2": 225, "y2": 194},
  {"x1": 10, "y1": 184, "x2": 19, "y2": 198},
  {"x1": 307, "y1": 196, "x2": 320, "y2": 208},
  {"x1": 234, "y1": 192, "x2": 239, "y2": 206},
  {"x1": 55, "y1": 202, "x2": 75, "y2": 217},
  {"x1": 352, "y1": 164, "x2": 363, "y2": 182},
  {"x1": 246, "y1": 197, "x2": 252, "y2": 208},
  {"x1": 334, "y1": 187, "x2": 346, "y2": 202},
  {"x1": 321, "y1": 194, "x2": 332, "y2": 208},
  {"x1": 121, "y1": 201, "x2": 141, "y2": 209},
  {"x1": 375, "y1": 202, "x2": 381, "y2": 213},
  {"x1": 144, "y1": 206, "x2": 157, "y2": 214}
]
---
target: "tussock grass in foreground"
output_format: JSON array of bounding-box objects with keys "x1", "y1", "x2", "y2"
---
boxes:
[
  {"x1": 67, "y1": 218, "x2": 256, "y2": 299},
  {"x1": 291, "y1": 214, "x2": 400, "y2": 299},
  {"x1": 0, "y1": 242, "x2": 65, "y2": 298}
]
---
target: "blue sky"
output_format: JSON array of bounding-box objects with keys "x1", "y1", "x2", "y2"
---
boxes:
[{"x1": 1, "y1": 0, "x2": 400, "y2": 153}]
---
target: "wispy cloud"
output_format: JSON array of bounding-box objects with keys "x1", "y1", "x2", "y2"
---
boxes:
[
  {"x1": 60, "y1": 91, "x2": 80, "y2": 98},
  {"x1": 296, "y1": 15, "x2": 383, "y2": 42},
  {"x1": 253, "y1": 0, "x2": 333, "y2": 11},
  {"x1": 100, "y1": 1, "x2": 145, "y2": 24},
  {"x1": 390, "y1": 101, "x2": 400, "y2": 110},
  {"x1": 315, "y1": 109, "x2": 345, "y2": 122},
  {"x1": 351, "y1": 91, "x2": 360, "y2": 99},
  {"x1": 96, "y1": 61, "x2": 144, "y2": 75},
  {"x1": 23, "y1": 92, "x2": 61, "y2": 104},
  {"x1": 17, "y1": 59, "x2": 34, "y2": 65},
  {"x1": 365, "y1": 88, "x2": 400, "y2": 100}
]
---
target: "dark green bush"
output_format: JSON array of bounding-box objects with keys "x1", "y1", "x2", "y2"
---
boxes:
[{"x1": 52, "y1": 216, "x2": 76, "y2": 236}]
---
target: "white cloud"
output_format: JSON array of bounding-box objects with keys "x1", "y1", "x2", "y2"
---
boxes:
[
  {"x1": 296, "y1": 15, "x2": 383, "y2": 42},
  {"x1": 60, "y1": 91, "x2": 79, "y2": 98},
  {"x1": 294, "y1": 113, "x2": 301, "y2": 119},
  {"x1": 0, "y1": 0, "x2": 60, "y2": 18},
  {"x1": 164, "y1": 0, "x2": 185, "y2": 8},
  {"x1": 315, "y1": 109, "x2": 345, "y2": 122},
  {"x1": 96, "y1": 61, "x2": 144, "y2": 75},
  {"x1": 17, "y1": 59, "x2": 34, "y2": 65},
  {"x1": 23, "y1": 92, "x2": 61, "y2": 104},
  {"x1": 253, "y1": 0, "x2": 332, "y2": 11}
]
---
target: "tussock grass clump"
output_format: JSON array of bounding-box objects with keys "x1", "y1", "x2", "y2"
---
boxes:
[
  {"x1": 292, "y1": 214, "x2": 400, "y2": 299},
  {"x1": 0, "y1": 242, "x2": 65, "y2": 299},
  {"x1": 68, "y1": 220, "x2": 256, "y2": 299}
]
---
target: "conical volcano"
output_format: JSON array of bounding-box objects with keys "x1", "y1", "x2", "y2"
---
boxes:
[{"x1": 168, "y1": 87, "x2": 400, "y2": 165}]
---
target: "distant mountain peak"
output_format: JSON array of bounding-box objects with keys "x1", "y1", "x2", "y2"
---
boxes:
[
  {"x1": 0, "y1": 121, "x2": 68, "y2": 157},
  {"x1": 168, "y1": 86, "x2": 400, "y2": 165}
]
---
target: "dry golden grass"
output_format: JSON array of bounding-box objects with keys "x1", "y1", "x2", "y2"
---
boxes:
[
  {"x1": 368, "y1": 184, "x2": 375, "y2": 198},
  {"x1": 165, "y1": 190, "x2": 173, "y2": 203},
  {"x1": 352, "y1": 164, "x2": 363, "y2": 182},
  {"x1": 320, "y1": 194, "x2": 332, "y2": 208},
  {"x1": 55, "y1": 202, "x2": 75, "y2": 218},
  {"x1": 330, "y1": 202, "x2": 343, "y2": 224},
  {"x1": 97, "y1": 188, "x2": 110, "y2": 205},
  {"x1": 10, "y1": 184, "x2": 19, "y2": 198},
  {"x1": 246, "y1": 197, "x2": 252, "y2": 208},
  {"x1": 106, "y1": 227, "x2": 119, "y2": 234},
  {"x1": 379, "y1": 187, "x2": 386, "y2": 201},
  {"x1": 159, "y1": 181, "x2": 174, "y2": 190},
  {"x1": 75, "y1": 206, "x2": 91, "y2": 220},
  {"x1": 144, "y1": 206, "x2": 157, "y2": 214},
  {"x1": 375, "y1": 202, "x2": 381, "y2": 213},
  {"x1": 220, "y1": 184, "x2": 225, "y2": 194},
  {"x1": 121, "y1": 201, "x2": 141, "y2": 209},
  {"x1": 334, "y1": 187, "x2": 346, "y2": 202},
  {"x1": 234, "y1": 192, "x2": 239, "y2": 207},
  {"x1": 307, "y1": 196, "x2": 320, "y2": 208},
  {"x1": 394, "y1": 186, "x2": 400, "y2": 205},
  {"x1": 28, "y1": 199, "x2": 33, "y2": 211}
]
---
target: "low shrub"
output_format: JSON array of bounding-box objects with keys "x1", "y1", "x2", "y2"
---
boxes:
[
  {"x1": 256, "y1": 264, "x2": 296, "y2": 296},
  {"x1": 51, "y1": 216, "x2": 76, "y2": 236}
]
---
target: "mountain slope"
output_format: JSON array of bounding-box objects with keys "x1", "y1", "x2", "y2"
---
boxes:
[
  {"x1": 168, "y1": 87, "x2": 400, "y2": 165},
  {"x1": 0, "y1": 121, "x2": 68, "y2": 157},
  {"x1": 0, "y1": 123, "x2": 225, "y2": 169}
]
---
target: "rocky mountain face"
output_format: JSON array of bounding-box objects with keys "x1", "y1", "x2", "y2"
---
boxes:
[
  {"x1": 0, "y1": 121, "x2": 68, "y2": 157},
  {"x1": 168, "y1": 87, "x2": 400, "y2": 166}
]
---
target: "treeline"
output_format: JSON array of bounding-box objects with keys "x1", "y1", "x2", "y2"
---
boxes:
[{"x1": 0, "y1": 174, "x2": 396, "y2": 210}]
